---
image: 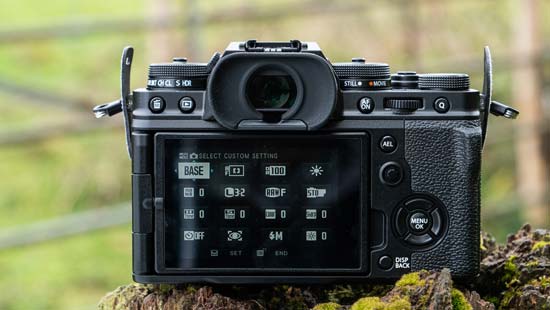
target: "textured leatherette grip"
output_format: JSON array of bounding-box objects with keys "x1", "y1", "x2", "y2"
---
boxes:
[{"x1": 405, "y1": 120, "x2": 481, "y2": 277}]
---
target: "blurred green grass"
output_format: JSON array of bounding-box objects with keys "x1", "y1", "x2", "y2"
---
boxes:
[
  {"x1": 0, "y1": 0, "x2": 547, "y2": 309},
  {"x1": 0, "y1": 128, "x2": 130, "y2": 227},
  {"x1": 0, "y1": 226, "x2": 131, "y2": 310}
]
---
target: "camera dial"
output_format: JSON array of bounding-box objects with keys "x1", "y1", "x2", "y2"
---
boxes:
[
  {"x1": 147, "y1": 53, "x2": 220, "y2": 90},
  {"x1": 391, "y1": 71, "x2": 419, "y2": 89},
  {"x1": 333, "y1": 59, "x2": 391, "y2": 90},
  {"x1": 418, "y1": 73, "x2": 470, "y2": 90}
]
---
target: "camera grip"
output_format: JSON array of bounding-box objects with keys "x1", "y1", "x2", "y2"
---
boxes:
[{"x1": 405, "y1": 120, "x2": 482, "y2": 278}]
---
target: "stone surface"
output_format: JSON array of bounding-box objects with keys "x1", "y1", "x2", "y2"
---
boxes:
[
  {"x1": 98, "y1": 225, "x2": 550, "y2": 309},
  {"x1": 476, "y1": 224, "x2": 550, "y2": 309}
]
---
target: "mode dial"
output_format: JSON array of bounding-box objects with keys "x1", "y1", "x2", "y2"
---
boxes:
[
  {"x1": 418, "y1": 73, "x2": 470, "y2": 90},
  {"x1": 333, "y1": 60, "x2": 391, "y2": 90},
  {"x1": 385, "y1": 99, "x2": 423, "y2": 114}
]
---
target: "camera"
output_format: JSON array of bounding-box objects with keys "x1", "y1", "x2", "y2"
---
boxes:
[{"x1": 93, "y1": 40, "x2": 518, "y2": 284}]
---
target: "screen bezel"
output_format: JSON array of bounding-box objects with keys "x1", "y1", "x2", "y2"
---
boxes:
[{"x1": 153, "y1": 132, "x2": 370, "y2": 275}]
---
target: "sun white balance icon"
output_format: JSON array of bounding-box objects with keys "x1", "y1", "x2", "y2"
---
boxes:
[{"x1": 309, "y1": 165, "x2": 324, "y2": 176}]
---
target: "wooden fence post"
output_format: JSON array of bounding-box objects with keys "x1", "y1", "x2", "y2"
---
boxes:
[{"x1": 512, "y1": 0, "x2": 549, "y2": 228}]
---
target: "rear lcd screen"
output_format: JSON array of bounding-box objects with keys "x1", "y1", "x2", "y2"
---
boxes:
[{"x1": 159, "y1": 134, "x2": 364, "y2": 270}]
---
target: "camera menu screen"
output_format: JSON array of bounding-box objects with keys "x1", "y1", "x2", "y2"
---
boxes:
[{"x1": 161, "y1": 134, "x2": 363, "y2": 271}]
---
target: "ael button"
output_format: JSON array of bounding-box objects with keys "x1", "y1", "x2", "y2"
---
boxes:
[
  {"x1": 380, "y1": 162, "x2": 403, "y2": 186},
  {"x1": 379, "y1": 135, "x2": 397, "y2": 153}
]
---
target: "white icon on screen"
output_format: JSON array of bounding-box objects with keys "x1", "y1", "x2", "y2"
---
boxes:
[
  {"x1": 224, "y1": 165, "x2": 245, "y2": 177},
  {"x1": 224, "y1": 209, "x2": 236, "y2": 220},
  {"x1": 306, "y1": 187, "x2": 327, "y2": 198},
  {"x1": 269, "y1": 231, "x2": 284, "y2": 241},
  {"x1": 265, "y1": 209, "x2": 277, "y2": 219},
  {"x1": 265, "y1": 187, "x2": 287, "y2": 198},
  {"x1": 224, "y1": 187, "x2": 246, "y2": 198},
  {"x1": 305, "y1": 209, "x2": 317, "y2": 220},
  {"x1": 265, "y1": 165, "x2": 286, "y2": 176},
  {"x1": 183, "y1": 209, "x2": 195, "y2": 219},
  {"x1": 227, "y1": 230, "x2": 243, "y2": 241},
  {"x1": 178, "y1": 162, "x2": 210, "y2": 179},
  {"x1": 183, "y1": 231, "x2": 205, "y2": 241},
  {"x1": 183, "y1": 187, "x2": 194, "y2": 197},
  {"x1": 309, "y1": 165, "x2": 324, "y2": 176},
  {"x1": 305, "y1": 231, "x2": 317, "y2": 241}
]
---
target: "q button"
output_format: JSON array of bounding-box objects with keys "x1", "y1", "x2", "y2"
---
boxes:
[{"x1": 434, "y1": 97, "x2": 450, "y2": 113}]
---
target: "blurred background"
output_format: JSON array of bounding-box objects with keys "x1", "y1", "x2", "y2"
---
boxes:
[{"x1": 0, "y1": 0, "x2": 548, "y2": 309}]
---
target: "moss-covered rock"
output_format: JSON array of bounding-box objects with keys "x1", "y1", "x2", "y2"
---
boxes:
[
  {"x1": 476, "y1": 224, "x2": 550, "y2": 309},
  {"x1": 312, "y1": 302, "x2": 344, "y2": 310},
  {"x1": 351, "y1": 296, "x2": 410, "y2": 310},
  {"x1": 451, "y1": 289, "x2": 472, "y2": 310}
]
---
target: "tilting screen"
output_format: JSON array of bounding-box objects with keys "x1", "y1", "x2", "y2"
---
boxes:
[{"x1": 161, "y1": 134, "x2": 363, "y2": 270}]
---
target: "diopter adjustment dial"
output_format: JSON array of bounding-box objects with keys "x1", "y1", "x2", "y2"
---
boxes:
[
  {"x1": 418, "y1": 73, "x2": 470, "y2": 90},
  {"x1": 333, "y1": 60, "x2": 391, "y2": 90},
  {"x1": 385, "y1": 99, "x2": 423, "y2": 114}
]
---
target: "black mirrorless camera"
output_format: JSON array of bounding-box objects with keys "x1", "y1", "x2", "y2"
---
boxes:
[{"x1": 93, "y1": 40, "x2": 518, "y2": 284}]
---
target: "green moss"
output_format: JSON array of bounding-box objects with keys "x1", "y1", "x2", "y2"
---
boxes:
[
  {"x1": 502, "y1": 256, "x2": 519, "y2": 287},
  {"x1": 326, "y1": 285, "x2": 355, "y2": 303},
  {"x1": 484, "y1": 295, "x2": 500, "y2": 306},
  {"x1": 417, "y1": 279, "x2": 434, "y2": 307},
  {"x1": 184, "y1": 285, "x2": 198, "y2": 294},
  {"x1": 531, "y1": 241, "x2": 550, "y2": 252},
  {"x1": 157, "y1": 284, "x2": 174, "y2": 294},
  {"x1": 539, "y1": 276, "x2": 550, "y2": 289},
  {"x1": 313, "y1": 302, "x2": 343, "y2": 310},
  {"x1": 499, "y1": 288, "x2": 517, "y2": 309},
  {"x1": 350, "y1": 297, "x2": 411, "y2": 310},
  {"x1": 480, "y1": 234, "x2": 487, "y2": 251},
  {"x1": 395, "y1": 272, "x2": 425, "y2": 287},
  {"x1": 451, "y1": 289, "x2": 472, "y2": 310},
  {"x1": 325, "y1": 284, "x2": 392, "y2": 304}
]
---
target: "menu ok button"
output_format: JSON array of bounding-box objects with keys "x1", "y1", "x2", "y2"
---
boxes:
[{"x1": 408, "y1": 211, "x2": 431, "y2": 233}]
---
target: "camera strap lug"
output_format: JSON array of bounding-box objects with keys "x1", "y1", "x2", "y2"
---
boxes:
[
  {"x1": 480, "y1": 46, "x2": 519, "y2": 148},
  {"x1": 489, "y1": 100, "x2": 519, "y2": 119},
  {"x1": 92, "y1": 46, "x2": 134, "y2": 159},
  {"x1": 92, "y1": 99, "x2": 123, "y2": 118}
]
